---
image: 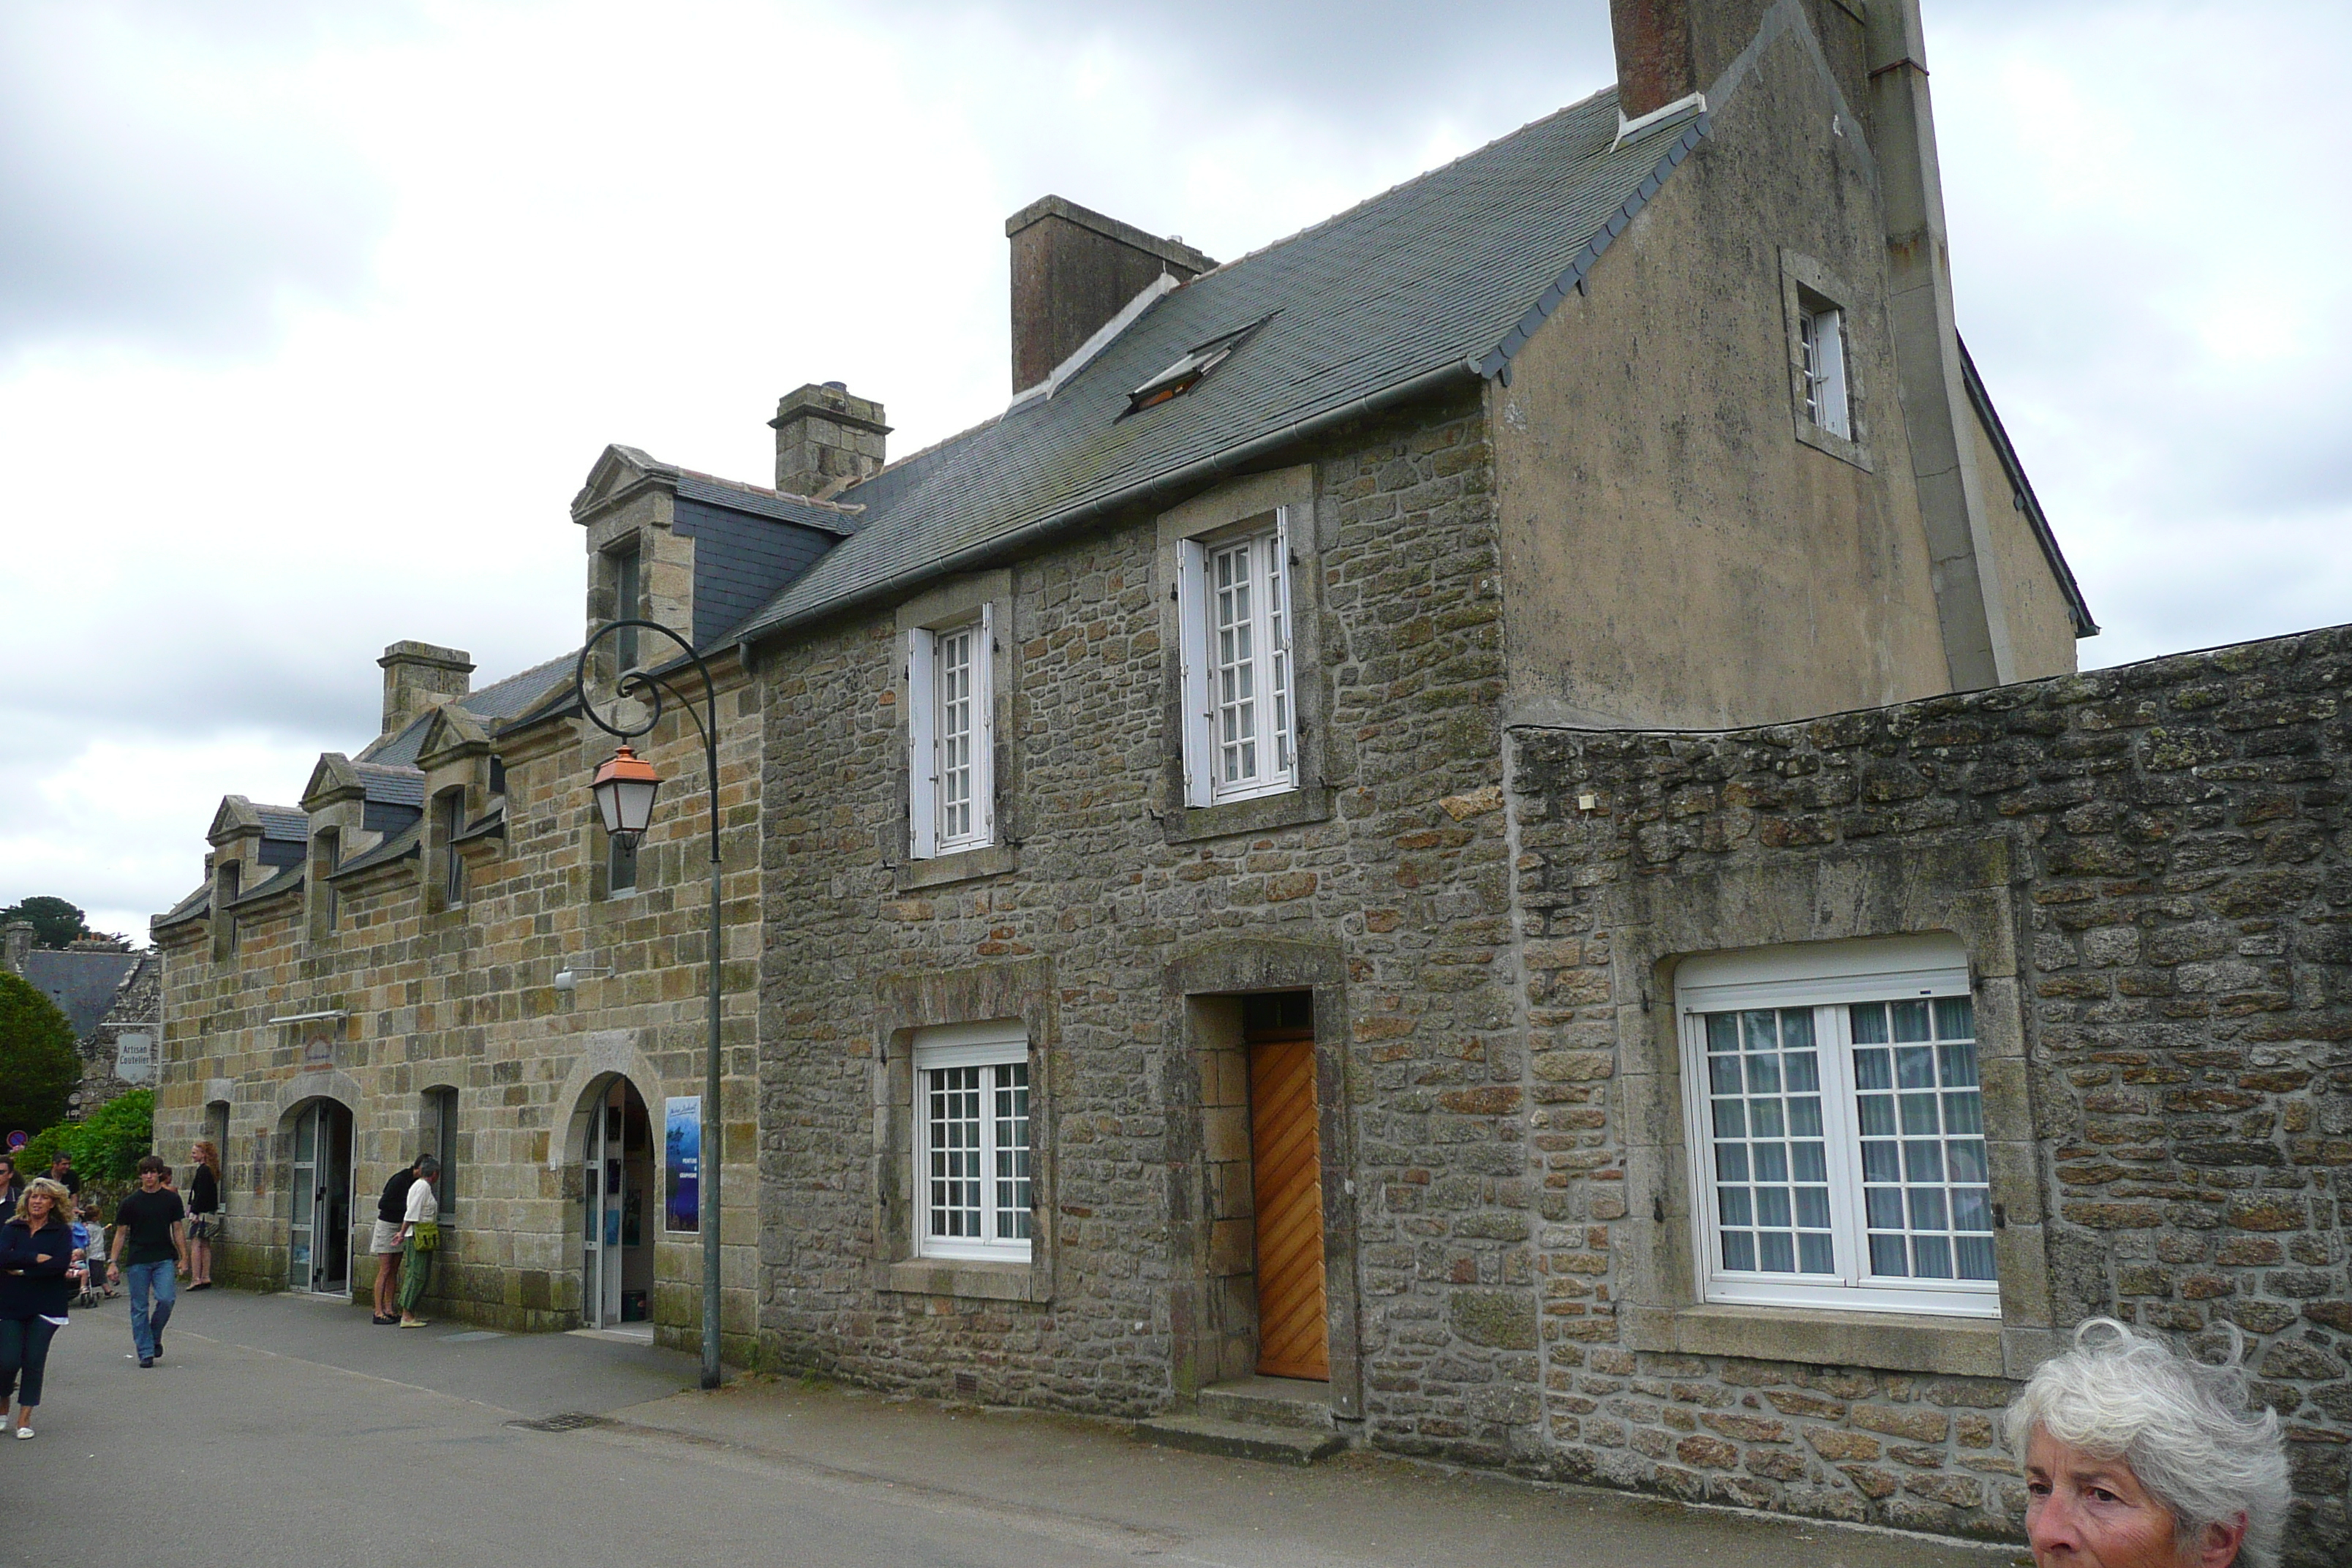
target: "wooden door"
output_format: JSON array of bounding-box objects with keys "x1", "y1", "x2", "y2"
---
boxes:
[{"x1": 1250, "y1": 1036, "x2": 1329, "y2": 1381}]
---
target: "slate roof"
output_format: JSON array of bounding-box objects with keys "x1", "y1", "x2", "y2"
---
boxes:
[
  {"x1": 18, "y1": 949, "x2": 140, "y2": 1039},
  {"x1": 351, "y1": 761, "x2": 425, "y2": 809},
  {"x1": 254, "y1": 804, "x2": 309, "y2": 843},
  {"x1": 358, "y1": 651, "x2": 578, "y2": 765},
  {"x1": 231, "y1": 864, "x2": 304, "y2": 906},
  {"x1": 154, "y1": 884, "x2": 211, "y2": 931},
  {"x1": 734, "y1": 87, "x2": 1705, "y2": 643},
  {"x1": 675, "y1": 472, "x2": 862, "y2": 538},
  {"x1": 331, "y1": 819, "x2": 421, "y2": 878}
]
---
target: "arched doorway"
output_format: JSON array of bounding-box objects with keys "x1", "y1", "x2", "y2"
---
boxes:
[
  {"x1": 581, "y1": 1076, "x2": 655, "y2": 1331},
  {"x1": 287, "y1": 1098, "x2": 355, "y2": 1295}
]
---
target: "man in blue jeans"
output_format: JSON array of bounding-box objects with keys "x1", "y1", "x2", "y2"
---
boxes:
[{"x1": 107, "y1": 1156, "x2": 187, "y2": 1368}]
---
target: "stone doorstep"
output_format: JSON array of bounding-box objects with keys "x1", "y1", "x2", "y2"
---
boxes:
[
  {"x1": 1135, "y1": 1376, "x2": 1347, "y2": 1466},
  {"x1": 1132, "y1": 1413, "x2": 1347, "y2": 1467},
  {"x1": 1195, "y1": 1375, "x2": 1338, "y2": 1432}
]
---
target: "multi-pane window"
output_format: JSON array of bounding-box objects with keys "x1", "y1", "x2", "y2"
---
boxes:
[
  {"x1": 912, "y1": 1024, "x2": 1032, "y2": 1262},
  {"x1": 935, "y1": 623, "x2": 981, "y2": 850},
  {"x1": 1852, "y1": 997, "x2": 1993, "y2": 1283},
  {"x1": 1678, "y1": 938, "x2": 1997, "y2": 1318},
  {"x1": 907, "y1": 610, "x2": 994, "y2": 859},
  {"x1": 1799, "y1": 304, "x2": 1850, "y2": 438},
  {"x1": 1179, "y1": 513, "x2": 1296, "y2": 807}
]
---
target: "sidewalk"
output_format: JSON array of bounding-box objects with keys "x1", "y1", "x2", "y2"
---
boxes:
[
  {"x1": 593, "y1": 1374, "x2": 2020, "y2": 1567},
  {"x1": 28, "y1": 1286, "x2": 2022, "y2": 1567}
]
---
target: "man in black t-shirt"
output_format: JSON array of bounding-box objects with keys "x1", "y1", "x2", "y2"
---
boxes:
[
  {"x1": 108, "y1": 1155, "x2": 187, "y2": 1367},
  {"x1": 371, "y1": 1161, "x2": 421, "y2": 1325},
  {"x1": 49, "y1": 1153, "x2": 81, "y2": 1196}
]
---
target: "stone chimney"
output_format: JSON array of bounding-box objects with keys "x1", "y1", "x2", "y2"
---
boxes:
[
  {"x1": 1610, "y1": 0, "x2": 1779, "y2": 121},
  {"x1": 378, "y1": 641, "x2": 474, "y2": 736},
  {"x1": 1006, "y1": 196, "x2": 1215, "y2": 394},
  {"x1": 2, "y1": 920, "x2": 31, "y2": 976},
  {"x1": 770, "y1": 382, "x2": 889, "y2": 499}
]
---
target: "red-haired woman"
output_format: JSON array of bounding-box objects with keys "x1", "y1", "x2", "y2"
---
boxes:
[{"x1": 185, "y1": 1141, "x2": 222, "y2": 1289}]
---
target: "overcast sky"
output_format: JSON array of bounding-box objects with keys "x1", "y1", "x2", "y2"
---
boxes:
[{"x1": 3, "y1": 0, "x2": 2345, "y2": 942}]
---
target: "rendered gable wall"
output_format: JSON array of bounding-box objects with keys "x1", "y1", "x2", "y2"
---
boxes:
[{"x1": 1489, "y1": 12, "x2": 1952, "y2": 728}]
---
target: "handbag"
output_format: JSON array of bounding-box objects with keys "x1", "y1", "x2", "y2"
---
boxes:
[{"x1": 412, "y1": 1221, "x2": 441, "y2": 1253}]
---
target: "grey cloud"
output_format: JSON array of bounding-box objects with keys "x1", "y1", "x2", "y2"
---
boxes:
[{"x1": 0, "y1": 2, "x2": 407, "y2": 361}]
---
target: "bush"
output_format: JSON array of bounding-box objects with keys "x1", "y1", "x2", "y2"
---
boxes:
[
  {"x1": 18, "y1": 1090, "x2": 154, "y2": 1188},
  {"x1": 73, "y1": 1090, "x2": 155, "y2": 1181},
  {"x1": 0, "y1": 971, "x2": 79, "y2": 1137}
]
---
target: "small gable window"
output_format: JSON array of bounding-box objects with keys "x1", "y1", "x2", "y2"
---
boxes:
[
  {"x1": 1126, "y1": 321, "x2": 1261, "y2": 415},
  {"x1": 1799, "y1": 304, "x2": 1850, "y2": 438}
]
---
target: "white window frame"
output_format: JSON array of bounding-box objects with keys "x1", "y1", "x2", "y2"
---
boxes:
[
  {"x1": 906, "y1": 606, "x2": 995, "y2": 859},
  {"x1": 911, "y1": 1022, "x2": 1033, "y2": 1262},
  {"x1": 1676, "y1": 935, "x2": 1999, "y2": 1319},
  {"x1": 1177, "y1": 507, "x2": 1294, "y2": 807},
  {"x1": 1799, "y1": 304, "x2": 1850, "y2": 438}
]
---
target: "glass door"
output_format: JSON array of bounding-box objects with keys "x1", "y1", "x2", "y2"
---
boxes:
[
  {"x1": 318, "y1": 1104, "x2": 353, "y2": 1294},
  {"x1": 290, "y1": 1104, "x2": 318, "y2": 1291},
  {"x1": 584, "y1": 1084, "x2": 626, "y2": 1327}
]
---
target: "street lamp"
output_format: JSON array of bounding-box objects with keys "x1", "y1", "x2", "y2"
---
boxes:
[
  {"x1": 590, "y1": 745, "x2": 661, "y2": 845},
  {"x1": 572, "y1": 622, "x2": 726, "y2": 1391}
]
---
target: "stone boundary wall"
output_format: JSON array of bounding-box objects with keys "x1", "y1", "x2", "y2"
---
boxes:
[{"x1": 1508, "y1": 626, "x2": 2350, "y2": 1564}]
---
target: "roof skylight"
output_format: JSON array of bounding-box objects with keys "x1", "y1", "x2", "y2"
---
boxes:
[{"x1": 1124, "y1": 320, "x2": 1264, "y2": 415}]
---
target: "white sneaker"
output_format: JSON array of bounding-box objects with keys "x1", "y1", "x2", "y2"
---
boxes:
[{"x1": 13, "y1": 1425, "x2": 31, "y2": 1439}]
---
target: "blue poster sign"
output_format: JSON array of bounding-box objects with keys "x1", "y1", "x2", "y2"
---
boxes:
[{"x1": 663, "y1": 1096, "x2": 700, "y2": 1233}]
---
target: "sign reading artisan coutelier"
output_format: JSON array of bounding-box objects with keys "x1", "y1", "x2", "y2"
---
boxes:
[{"x1": 113, "y1": 1032, "x2": 155, "y2": 1084}]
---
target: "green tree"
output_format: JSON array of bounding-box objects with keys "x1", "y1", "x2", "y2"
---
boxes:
[
  {"x1": 0, "y1": 971, "x2": 79, "y2": 1137},
  {"x1": 68, "y1": 1090, "x2": 155, "y2": 1181},
  {"x1": 1, "y1": 895, "x2": 91, "y2": 949},
  {"x1": 18, "y1": 1090, "x2": 155, "y2": 1185}
]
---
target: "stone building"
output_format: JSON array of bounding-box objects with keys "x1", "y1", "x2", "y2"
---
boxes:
[
  {"x1": 148, "y1": 0, "x2": 2346, "y2": 1558},
  {"x1": 2, "y1": 926, "x2": 153, "y2": 1120},
  {"x1": 148, "y1": 450, "x2": 861, "y2": 1346}
]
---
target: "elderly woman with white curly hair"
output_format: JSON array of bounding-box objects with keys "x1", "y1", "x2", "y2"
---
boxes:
[{"x1": 2008, "y1": 1317, "x2": 2292, "y2": 1568}]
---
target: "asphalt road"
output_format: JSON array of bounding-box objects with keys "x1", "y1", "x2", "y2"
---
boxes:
[{"x1": 0, "y1": 1288, "x2": 2020, "y2": 1567}]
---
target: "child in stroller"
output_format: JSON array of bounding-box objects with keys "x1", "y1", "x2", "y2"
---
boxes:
[{"x1": 71, "y1": 1199, "x2": 108, "y2": 1306}]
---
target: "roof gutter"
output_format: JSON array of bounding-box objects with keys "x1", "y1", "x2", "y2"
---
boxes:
[{"x1": 736, "y1": 356, "x2": 1483, "y2": 655}]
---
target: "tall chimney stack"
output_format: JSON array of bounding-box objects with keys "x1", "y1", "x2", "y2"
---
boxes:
[
  {"x1": 378, "y1": 641, "x2": 473, "y2": 736},
  {"x1": 1610, "y1": 1, "x2": 1777, "y2": 122},
  {"x1": 770, "y1": 382, "x2": 889, "y2": 499},
  {"x1": 1006, "y1": 197, "x2": 1215, "y2": 394}
]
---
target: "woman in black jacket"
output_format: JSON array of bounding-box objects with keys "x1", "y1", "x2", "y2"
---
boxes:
[{"x1": 1, "y1": 1177, "x2": 78, "y2": 1440}]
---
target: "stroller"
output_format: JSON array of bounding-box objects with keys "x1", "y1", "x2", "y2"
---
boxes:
[{"x1": 72, "y1": 1209, "x2": 108, "y2": 1308}]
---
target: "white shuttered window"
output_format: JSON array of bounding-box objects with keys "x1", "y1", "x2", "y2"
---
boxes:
[
  {"x1": 1178, "y1": 508, "x2": 1295, "y2": 806},
  {"x1": 907, "y1": 607, "x2": 993, "y2": 858}
]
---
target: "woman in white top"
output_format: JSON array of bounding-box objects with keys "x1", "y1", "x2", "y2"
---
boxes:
[{"x1": 396, "y1": 1156, "x2": 440, "y2": 1328}]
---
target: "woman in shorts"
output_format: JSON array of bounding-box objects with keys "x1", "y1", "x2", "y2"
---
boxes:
[{"x1": 184, "y1": 1141, "x2": 222, "y2": 1289}]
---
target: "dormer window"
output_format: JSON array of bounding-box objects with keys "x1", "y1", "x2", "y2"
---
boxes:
[
  {"x1": 216, "y1": 863, "x2": 240, "y2": 959},
  {"x1": 1125, "y1": 320, "x2": 1263, "y2": 415},
  {"x1": 611, "y1": 544, "x2": 641, "y2": 670}
]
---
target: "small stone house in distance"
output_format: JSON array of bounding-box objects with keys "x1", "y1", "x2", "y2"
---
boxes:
[{"x1": 152, "y1": 0, "x2": 2347, "y2": 1558}]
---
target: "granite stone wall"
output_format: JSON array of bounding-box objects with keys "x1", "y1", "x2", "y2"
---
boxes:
[
  {"x1": 753, "y1": 390, "x2": 1526, "y2": 1414},
  {"x1": 153, "y1": 670, "x2": 764, "y2": 1350},
  {"x1": 1507, "y1": 626, "x2": 2351, "y2": 1563}
]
